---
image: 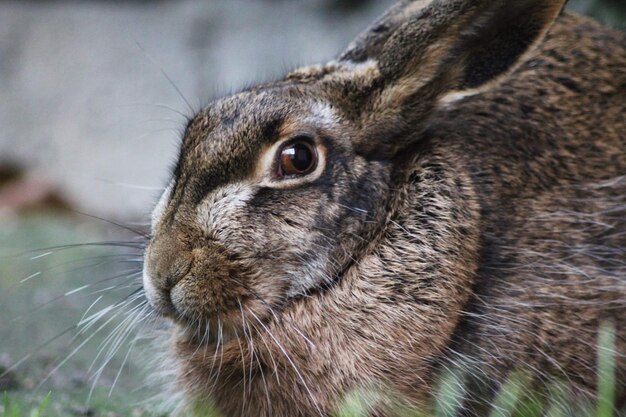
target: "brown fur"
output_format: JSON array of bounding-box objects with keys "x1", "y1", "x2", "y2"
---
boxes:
[{"x1": 142, "y1": 1, "x2": 626, "y2": 415}]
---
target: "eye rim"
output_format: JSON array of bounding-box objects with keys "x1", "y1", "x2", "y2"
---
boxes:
[{"x1": 276, "y1": 135, "x2": 319, "y2": 179}]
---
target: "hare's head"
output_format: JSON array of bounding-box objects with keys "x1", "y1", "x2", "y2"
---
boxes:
[
  {"x1": 142, "y1": 0, "x2": 565, "y2": 346},
  {"x1": 142, "y1": 90, "x2": 394, "y2": 336}
]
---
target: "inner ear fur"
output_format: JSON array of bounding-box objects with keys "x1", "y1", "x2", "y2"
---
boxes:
[
  {"x1": 340, "y1": 0, "x2": 566, "y2": 157},
  {"x1": 447, "y1": 0, "x2": 567, "y2": 91}
]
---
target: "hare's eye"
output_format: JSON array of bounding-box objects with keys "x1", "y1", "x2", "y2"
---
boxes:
[{"x1": 278, "y1": 138, "x2": 317, "y2": 177}]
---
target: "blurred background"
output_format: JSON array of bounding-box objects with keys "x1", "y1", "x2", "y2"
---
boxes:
[
  {"x1": 0, "y1": 0, "x2": 625, "y2": 220},
  {"x1": 0, "y1": 1, "x2": 624, "y2": 416}
]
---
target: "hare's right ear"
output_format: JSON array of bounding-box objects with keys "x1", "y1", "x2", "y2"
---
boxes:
[{"x1": 337, "y1": 0, "x2": 566, "y2": 157}]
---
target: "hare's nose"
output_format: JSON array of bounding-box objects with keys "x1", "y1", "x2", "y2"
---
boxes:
[{"x1": 144, "y1": 233, "x2": 193, "y2": 293}]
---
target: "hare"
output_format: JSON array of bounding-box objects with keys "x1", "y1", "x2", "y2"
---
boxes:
[{"x1": 141, "y1": 0, "x2": 626, "y2": 415}]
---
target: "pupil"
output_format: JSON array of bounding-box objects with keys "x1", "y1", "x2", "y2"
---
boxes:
[{"x1": 291, "y1": 143, "x2": 312, "y2": 171}]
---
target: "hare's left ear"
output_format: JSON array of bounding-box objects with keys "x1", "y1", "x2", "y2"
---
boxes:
[{"x1": 338, "y1": 0, "x2": 566, "y2": 157}]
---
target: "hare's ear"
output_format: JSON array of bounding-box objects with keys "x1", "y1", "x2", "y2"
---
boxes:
[{"x1": 339, "y1": 0, "x2": 566, "y2": 157}]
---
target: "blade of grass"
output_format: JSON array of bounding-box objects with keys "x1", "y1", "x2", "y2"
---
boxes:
[
  {"x1": 488, "y1": 371, "x2": 531, "y2": 417},
  {"x1": 32, "y1": 391, "x2": 51, "y2": 417},
  {"x1": 434, "y1": 370, "x2": 465, "y2": 417},
  {"x1": 597, "y1": 321, "x2": 616, "y2": 417},
  {"x1": 3, "y1": 392, "x2": 20, "y2": 417}
]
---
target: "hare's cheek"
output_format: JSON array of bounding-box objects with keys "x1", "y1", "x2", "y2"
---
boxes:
[
  {"x1": 195, "y1": 183, "x2": 255, "y2": 243},
  {"x1": 285, "y1": 253, "x2": 331, "y2": 298}
]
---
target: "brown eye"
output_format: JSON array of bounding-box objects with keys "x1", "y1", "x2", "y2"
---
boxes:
[{"x1": 279, "y1": 139, "x2": 317, "y2": 177}]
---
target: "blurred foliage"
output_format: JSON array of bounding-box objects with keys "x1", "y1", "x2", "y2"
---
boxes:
[
  {"x1": 0, "y1": 214, "x2": 151, "y2": 417},
  {"x1": 568, "y1": 0, "x2": 626, "y2": 29},
  {"x1": 335, "y1": 323, "x2": 619, "y2": 417},
  {"x1": 2, "y1": 392, "x2": 49, "y2": 417}
]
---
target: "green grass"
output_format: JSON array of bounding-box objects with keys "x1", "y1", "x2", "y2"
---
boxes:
[
  {"x1": 0, "y1": 213, "x2": 152, "y2": 416},
  {"x1": 568, "y1": 0, "x2": 626, "y2": 29},
  {"x1": 597, "y1": 322, "x2": 617, "y2": 417},
  {"x1": 1, "y1": 389, "x2": 158, "y2": 417},
  {"x1": 2, "y1": 392, "x2": 49, "y2": 417},
  {"x1": 336, "y1": 323, "x2": 620, "y2": 417}
]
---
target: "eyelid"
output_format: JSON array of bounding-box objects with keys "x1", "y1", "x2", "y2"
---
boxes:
[{"x1": 281, "y1": 133, "x2": 316, "y2": 147}]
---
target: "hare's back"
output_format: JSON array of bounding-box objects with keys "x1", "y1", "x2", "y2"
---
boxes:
[{"x1": 427, "y1": 11, "x2": 626, "y2": 402}]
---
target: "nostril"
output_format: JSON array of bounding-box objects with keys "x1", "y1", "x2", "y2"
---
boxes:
[
  {"x1": 146, "y1": 234, "x2": 193, "y2": 292},
  {"x1": 164, "y1": 257, "x2": 193, "y2": 288}
]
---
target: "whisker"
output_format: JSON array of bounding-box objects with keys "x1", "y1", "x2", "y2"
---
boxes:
[
  {"x1": 29, "y1": 252, "x2": 53, "y2": 260},
  {"x1": 9, "y1": 269, "x2": 142, "y2": 323},
  {"x1": 80, "y1": 296, "x2": 105, "y2": 323},
  {"x1": 109, "y1": 335, "x2": 138, "y2": 397},
  {"x1": 248, "y1": 309, "x2": 324, "y2": 417},
  {"x1": 4, "y1": 241, "x2": 146, "y2": 258},
  {"x1": 249, "y1": 319, "x2": 280, "y2": 385},
  {"x1": 93, "y1": 177, "x2": 165, "y2": 192},
  {"x1": 134, "y1": 40, "x2": 195, "y2": 115},
  {"x1": 231, "y1": 277, "x2": 315, "y2": 349},
  {"x1": 0, "y1": 324, "x2": 79, "y2": 380},
  {"x1": 31, "y1": 295, "x2": 146, "y2": 395},
  {"x1": 83, "y1": 302, "x2": 149, "y2": 397},
  {"x1": 90, "y1": 302, "x2": 150, "y2": 399},
  {"x1": 68, "y1": 210, "x2": 150, "y2": 238},
  {"x1": 232, "y1": 325, "x2": 248, "y2": 411},
  {"x1": 121, "y1": 102, "x2": 188, "y2": 118},
  {"x1": 20, "y1": 271, "x2": 41, "y2": 283}
]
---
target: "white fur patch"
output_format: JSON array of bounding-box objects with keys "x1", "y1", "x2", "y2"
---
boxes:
[
  {"x1": 151, "y1": 180, "x2": 174, "y2": 232},
  {"x1": 305, "y1": 101, "x2": 340, "y2": 128},
  {"x1": 195, "y1": 183, "x2": 254, "y2": 236},
  {"x1": 142, "y1": 268, "x2": 160, "y2": 307},
  {"x1": 335, "y1": 57, "x2": 379, "y2": 72},
  {"x1": 286, "y1": 255, "x2": 330, "y2": 298},
  {"x1": 438, "y1": 89, "x2": 481, "y2": 107}
]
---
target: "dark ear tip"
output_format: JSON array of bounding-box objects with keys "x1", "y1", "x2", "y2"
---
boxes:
[
  {"x1": 454, "y1": 0, "x2": 566, "y2": 89},
  {"x1": 372, "y1": 23, "x2": 391, "y2": 34}
]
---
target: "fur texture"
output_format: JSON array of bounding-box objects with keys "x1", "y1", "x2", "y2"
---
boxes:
[{"x1": 141, "y1": 0, "x2": 626, "y2": 415}]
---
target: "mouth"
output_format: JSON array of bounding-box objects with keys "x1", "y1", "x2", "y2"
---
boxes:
[
  {"x1": 142, "y1": 269, "x2": 178, "y2": 317},
  {"x1": 142, "y1": 255, "x2": 292, "y2": 350},
  {"x1": 142, "y1": 280, "x2": 255, "y2": 347},
  {"x1": 143, "y1": 291, "x2": 243, "y2": 347}
]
